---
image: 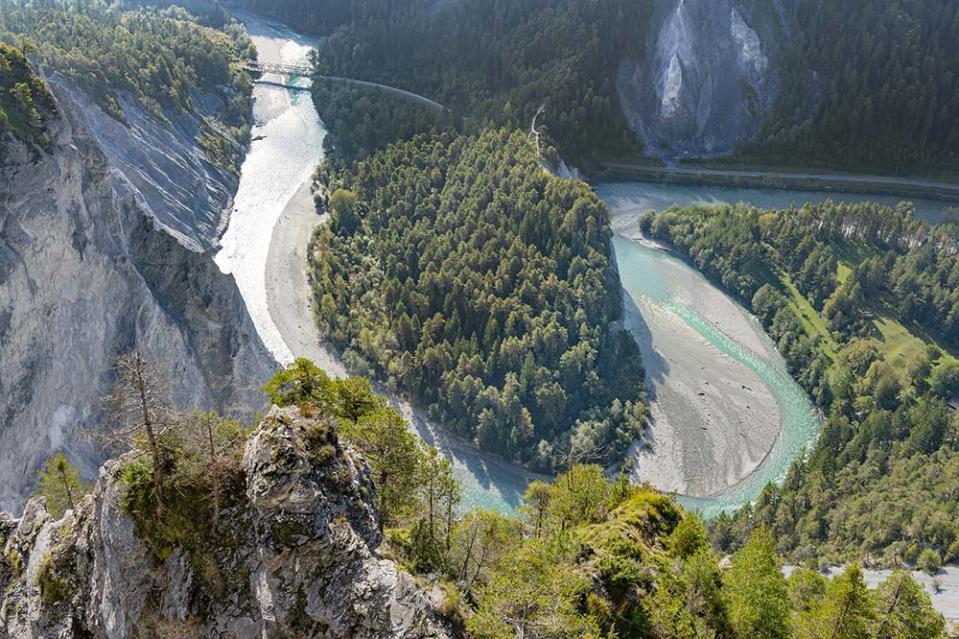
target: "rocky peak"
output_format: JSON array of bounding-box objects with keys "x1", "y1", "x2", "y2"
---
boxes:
[{"x1": 0, "y1": 406, "x2": 452, "y2": 639}]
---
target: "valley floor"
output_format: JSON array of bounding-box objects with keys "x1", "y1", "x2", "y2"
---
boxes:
[{"x1": 611, "y1": 213, "x2": 784, "y2": 500}]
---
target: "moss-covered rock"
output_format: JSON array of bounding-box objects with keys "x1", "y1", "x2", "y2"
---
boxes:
[{"x1": 0, "y1": 406, "x2": 450, "y2": 638}]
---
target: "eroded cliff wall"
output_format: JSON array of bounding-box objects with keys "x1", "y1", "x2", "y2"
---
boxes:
[
  {"x1": 617, "y1": 0, "x2": 792, "y2": 158},
  {"x1": 0, "y1": 76, "x2": 275, "y2": 513}
]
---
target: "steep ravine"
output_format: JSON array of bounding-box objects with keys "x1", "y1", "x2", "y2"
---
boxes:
[
  {"x1": 0, "y1": 76, "x2": 275, "y2": 513},
  {"x1": 617, "y1": 0, "x2": 791, "y2": 158}
]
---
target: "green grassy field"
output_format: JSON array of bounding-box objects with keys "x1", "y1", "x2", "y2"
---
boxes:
[
  {"x1": 778, "y1": 235, "x2": 958, "y2": 375},
  {"x1": 872, "y1": 315, "x2": 958, "y2": 369},
  {"x1": 778, "y1": 271, "x2": 839, "y2": 357}
]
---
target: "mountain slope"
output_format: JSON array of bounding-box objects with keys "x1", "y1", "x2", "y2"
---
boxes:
[{"x1": 0, "y1": 5, "x2": 275, "y2": 512}]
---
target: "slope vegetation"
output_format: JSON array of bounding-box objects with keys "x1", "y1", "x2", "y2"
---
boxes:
[{"x1": 309, "y1": 129, "x2": 646, "y2": 471}]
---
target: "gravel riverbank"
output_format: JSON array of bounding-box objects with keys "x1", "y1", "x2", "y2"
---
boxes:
[{"x1": 618, "y1": 249, "x2": 782, "y2": 498}]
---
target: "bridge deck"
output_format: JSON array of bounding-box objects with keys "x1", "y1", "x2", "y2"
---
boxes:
[{"x1": 243, "y1": 62, "x2": 449, "y2": 113}]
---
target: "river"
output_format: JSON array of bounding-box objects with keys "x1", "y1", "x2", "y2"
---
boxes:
[
  {"x1": 217, "y1": 13, "x2": 958, "y2": 520},
  {"x1": 216, "y1": 13, "x2": 540, "y2": 515},
  {"x1": 214, "y1": 14, "x2": 324, "y2": 364},
  {"x1": 212, "y1": 15, "x2": 959, "y2": 618},
  {"x1": 598, "y1": 183, "x2": 951, "y2": 517}
]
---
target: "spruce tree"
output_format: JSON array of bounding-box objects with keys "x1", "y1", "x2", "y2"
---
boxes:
[
  {"x1": 36, "y1": 453, "x2": 88, "y2": 518},
  {"x1": 724, "y1": 526, "x2": 790, "y2": 639}
]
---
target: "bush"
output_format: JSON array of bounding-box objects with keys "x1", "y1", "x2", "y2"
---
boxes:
[
  {"x1": 36, "y1": 555, "x2": 70, "y2": 607},
  {"x1": 917, "y1": 549, "x2": 942, "y2": 576}
]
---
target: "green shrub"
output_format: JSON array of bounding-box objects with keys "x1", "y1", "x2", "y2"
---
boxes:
[
  {"x1": 36, "y1": 555, "x2": 69, "y2": 607},
  {"x1": 917, "y1": 549, "x2": 942, "y2": 575}
]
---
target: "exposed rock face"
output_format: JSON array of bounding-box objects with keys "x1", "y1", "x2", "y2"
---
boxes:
[
  {"x1": 617, "y1": 0, "x2": 791, "y2": 158},
  {"x1": 0, "y1": 75, "x2": 275, "y2": 513},
  {"x1": 72, "y1": 83, "x2": 241, "y2": 252},
  {"x1": 0, "y1": 407, "x2": 452, "y2": 639}
]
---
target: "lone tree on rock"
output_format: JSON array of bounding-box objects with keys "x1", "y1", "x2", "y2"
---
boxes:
[
  {"x1": 36, "y1": 452, "x2": 89, "y2": 518},
  {"x1": 262, "y1": 357, "x2": 334, "y2": 410},
  {"x1": 102, "y1": 349, "x2": 174, "y2": 513}
]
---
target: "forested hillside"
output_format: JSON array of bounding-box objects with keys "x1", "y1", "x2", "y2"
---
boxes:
[
  {"x1": 743, "y1": 0, "x2": 959, "y2": 171},
  {"x1": 23, "y1": 356, "x2": 946, "y2": 637},
  {"x1": 643, "y1": 202, "x2": 959, "y2": 566},
  {"x1": 309, "y1": 129, "x2": 646, "y2": 471},
  {"x1": 234, "y1": 0, "x2": 354, "y2": 33},
  {"x1": 301, "y1": 0, "x2": 958, "y2": 171},
  {"x1": 0, "y1": 0, "x2": 254, "y2": 169},
  {"x1": 308, "y1": 0, "x2": 650, "y2": 161},
  {"x1": 0, "y1": 42, "x2": 54, "y2": 159},
  {"x1": 239, "y1": 0, "x2": 959, "y2": 171},
  {"x1": 309, "y1": 78, "x2": 452, "y2": 168}
]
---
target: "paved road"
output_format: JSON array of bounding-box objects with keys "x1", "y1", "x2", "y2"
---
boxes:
[
  {"x1": 604, "y1": 162, "x2": 959, "y2": 197},
  {"x1": 319, "y1": 75, "x2": 447, "y2": 112}
]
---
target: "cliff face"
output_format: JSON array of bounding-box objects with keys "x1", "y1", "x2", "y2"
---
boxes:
[
  {"x1": 0, "y1": 407, "x2": 451, "y2": 639},
  {"x1": 70, "y1": 81, "x2": 241, "y2": 253},
  {"x1": 0, "y1": 75, "x2": 275, "y2": 513},
  {"x1": 616, "y1": 0, "x2": 791, "y2": 158}
]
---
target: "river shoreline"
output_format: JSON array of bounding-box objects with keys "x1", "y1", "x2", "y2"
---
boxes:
[
  {"x1": 599, "y1": 162, "x2": 959, "y2": 205},
  {"x1": 604, "y1": 183, "x2": 821, "y2": 514},
  {"x1": 615, "y1": 234, "x2": 784, "y2": 500}
]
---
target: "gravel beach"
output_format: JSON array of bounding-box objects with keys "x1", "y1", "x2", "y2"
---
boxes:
[{"x1": 613, "y1": 211, "x2": 784, "y2": 499}]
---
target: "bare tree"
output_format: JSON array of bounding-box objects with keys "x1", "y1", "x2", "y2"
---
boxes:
[
  {"x1": 102, "y1": 349, "x2": 175, "y2": 513},
  {"x1": 174, "y1": 411, "x2": 245, "y2": 534}
]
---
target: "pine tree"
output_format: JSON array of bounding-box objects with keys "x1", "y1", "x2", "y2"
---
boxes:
[
  {"x1": 875, "y1": 571, "x2": 945, "y2": 639},
  {"x1": 36, "y1": 453, "x2": 89, "y2": 518},
  {"x1": 724, "y1": 526, "x2": 790, "y2": 639},
  {"x1": 796, "y1": 563, "x2": 876, "y2": 639},
  {"x1": 262, "y1": 357, "x2": 334, "y2": 408},
  {"x1": 103, "y1": 349, "x2": 174, "y2": 514}
]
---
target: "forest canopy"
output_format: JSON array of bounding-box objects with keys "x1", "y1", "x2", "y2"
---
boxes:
[
  {"x1": 307, "y1": 0, "x2": 650, "y2": 162},
  {"x1": 0, "y1": 0, "x2": 254, "y2": 168},
  {"x1": 309, "y1": 129, "x2": 646, "y2": 471},
  {"x1": 742, "y1": 0, "x2": 959, "y2": 171},
  {"x1": 642, "y1": 201, "x2": 959, "y2": 565}
]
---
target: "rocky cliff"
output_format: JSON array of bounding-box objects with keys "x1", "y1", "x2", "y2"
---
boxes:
[
  {"x1": 617, "y1": 0, "x2": 792, "y2": 158},
  {"x1": 0, "y1": 73, "x2": 275, "y2": 513},
  {"x1": 0, "y1": 406, "x2": 452, "y2": 638}
]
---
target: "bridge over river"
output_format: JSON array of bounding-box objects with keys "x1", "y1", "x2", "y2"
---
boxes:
[{"x1": 244, "y1": 61, "x2": 450, "y2": 114}]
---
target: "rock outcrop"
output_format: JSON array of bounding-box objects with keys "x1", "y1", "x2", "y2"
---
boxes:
[
  {"x1": 0, "y1": 73, "x2": 276, "y2": 513},
  {"x1": 0, "y1": 406, "x2": 452, "y2": 638},
  {"x1": 617, "y1": 0, "x2": 792, "y2": 158}
]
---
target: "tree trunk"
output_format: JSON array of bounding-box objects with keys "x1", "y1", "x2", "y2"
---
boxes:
[
  {"x1": 207, "y1": 418, "x2": 221, "y2": 534},
  {"x1": 59, "y1": 469, "x2": 75, "y2": 511},
  {"x1": 135, "y1": 350, "x2": 165, "y2": 512}
]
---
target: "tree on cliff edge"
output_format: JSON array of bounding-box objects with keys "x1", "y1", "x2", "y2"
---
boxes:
[{"x1": 102, "y1": 349, "x2": 174, "y2": 514}]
